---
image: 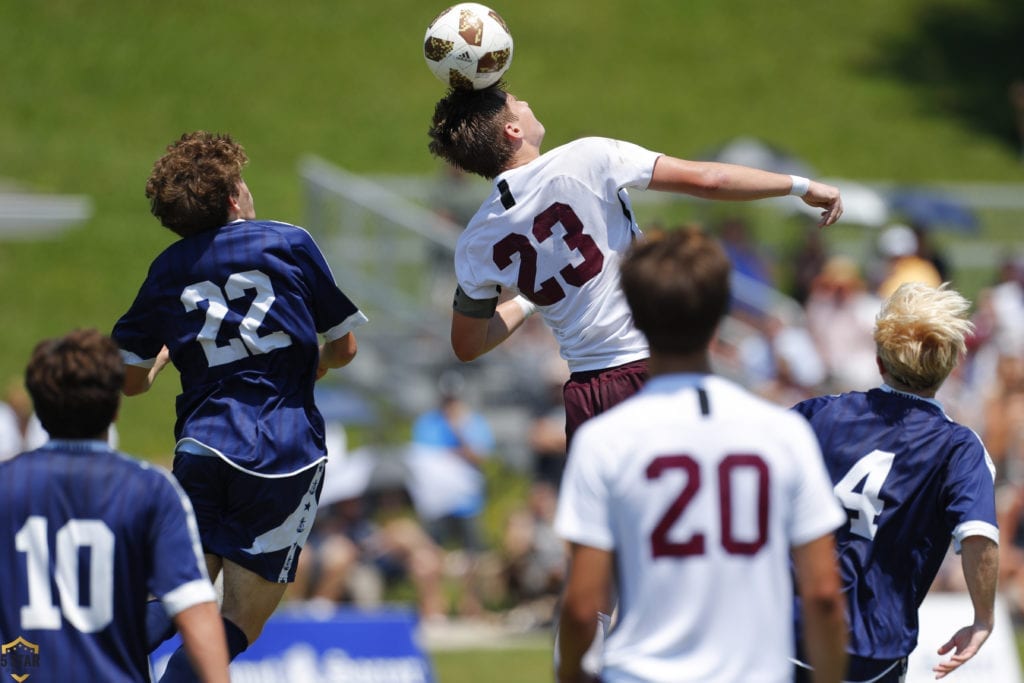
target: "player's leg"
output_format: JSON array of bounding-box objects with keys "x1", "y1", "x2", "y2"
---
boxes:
[
  {"x1": 148, "y1": 454, "x2": 228, "y2": 654},
  {"x1": 160, "y1": 458, "x2": 325, "y2": 681},
  {"x1": 218, "y1": 559, "x2": 288, "y2": 643}
]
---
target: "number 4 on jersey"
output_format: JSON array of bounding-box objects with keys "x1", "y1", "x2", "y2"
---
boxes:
[{"x1": 833, "y1": 449, "x2": 895, "y2": 540}]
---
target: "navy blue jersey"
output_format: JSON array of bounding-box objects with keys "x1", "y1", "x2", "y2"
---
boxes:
[
  {"x1": 113, "y1": 220, "x2": 367, "y2": 475},
  {"x1": 0, "y1": 441, "x2": 215, "y2": 683},
  {"x1": 793, "y1": 386, "x2": 997, "y2": 659}
]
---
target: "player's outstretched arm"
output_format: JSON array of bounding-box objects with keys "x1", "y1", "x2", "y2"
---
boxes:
[
  {"x1": 933, "y1": 536, "x2": 998, "y2": 679},
  {"x1": 647, "y1": 157, "x2": 843, "y2": 227},
  {"x1": 172, "y1": 601, "x2": 230, "y2": 683},
  {"x1": 556, "y1": 543, "x2": 611, "y2": 683},
  {"x1": 792, "y1": 533, "x2": 847, "y2": 683}
]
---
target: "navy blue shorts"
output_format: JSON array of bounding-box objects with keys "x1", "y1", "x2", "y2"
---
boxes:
[
  {"x1": 173, "y1": 451, "x2": 325, "y2": 584},
  {"x1": 563, "y1": 359, "x2": 648, "y2": 446},
  {"x1": 794, "y1": 651, "x2": 907, "y2": 683}
]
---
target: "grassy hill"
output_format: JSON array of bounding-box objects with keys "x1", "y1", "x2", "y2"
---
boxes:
[{"x1": 1, "y1": 0, "x2": 1022, "y2": 459}]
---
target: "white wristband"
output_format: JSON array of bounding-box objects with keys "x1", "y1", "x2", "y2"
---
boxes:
[
  {"x1": 512, "y1": 294, "x2": 537, "y2": 318},
  {"x1": 788, "y1": 175, "x2": 810, "y2": 197}
]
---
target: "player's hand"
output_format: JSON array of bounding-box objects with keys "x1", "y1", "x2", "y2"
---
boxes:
[
  {"x1": 801, "y1": 180, "x2": 843, "y2": 228},
  {"x1": 933, "y1": 623, "x2": 991, "y2": 679}
]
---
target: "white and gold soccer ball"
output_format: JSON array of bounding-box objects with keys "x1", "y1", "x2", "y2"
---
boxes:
[{"x1": 423, "y1": 3, "x2": 513, "y2": 90}]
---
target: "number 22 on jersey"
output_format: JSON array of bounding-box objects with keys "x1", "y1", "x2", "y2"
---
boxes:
[{"x1": 181, "y1": 269, "x2": 293, "y2": 367}]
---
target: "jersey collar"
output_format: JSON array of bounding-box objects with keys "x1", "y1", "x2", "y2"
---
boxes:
[
  {"x1": 39, "y1": 439, "x2": 113, "y2": 454},
  {"x1": 879, "y1": 383, "x2": 944, "y2": 412}
]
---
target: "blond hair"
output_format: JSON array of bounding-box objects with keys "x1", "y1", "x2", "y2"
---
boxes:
[{"x1": 874, "y1": 282, "x2": 974, "y2": 392}]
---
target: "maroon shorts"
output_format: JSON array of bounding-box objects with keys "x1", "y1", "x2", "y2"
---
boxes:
[{"x1": 563, "y1": 358, "x2": 649, "y2": 447}]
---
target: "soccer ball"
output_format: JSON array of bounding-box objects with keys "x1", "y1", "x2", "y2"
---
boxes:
[{"x1": 423, "y1": 3, "x2": 513, "y2": 90}]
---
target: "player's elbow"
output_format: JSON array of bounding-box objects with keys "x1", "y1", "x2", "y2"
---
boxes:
[
  {"x1": 323, "y1": 333, "x2": 358, "y2": 369},
  {"x1": 121, "y1": 369, "x2": 152, "y2": 396},
  {"x1": 560, "y1": 596, "x2": 600, "y2": 633},
  {"x1": 121, "y1": 383, "x2": 147, "y2": 397},
  {"x1": 451, "y1": 338, "x2": 483, "y2": 363}
]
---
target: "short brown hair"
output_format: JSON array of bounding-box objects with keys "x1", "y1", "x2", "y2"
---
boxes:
[
  {"x1": 146, "y1": 131, "x2": 248, "y2": 237},
  {"x1": 25, "y1": 329, "x2": 124, "y2": 439},
  {"x1": 428, "y1": 85, "x2": 516, "y2": 179},
  {"x1": 620, "y1": 228, "x2": 732, "y2": 355}
]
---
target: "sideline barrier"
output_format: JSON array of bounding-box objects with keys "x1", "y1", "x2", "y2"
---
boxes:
[{"x1": 151, "y1": 605, "x2": 434, "y2": 683}]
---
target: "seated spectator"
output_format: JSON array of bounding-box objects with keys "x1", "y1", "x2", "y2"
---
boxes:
[
  {"x1": 804, "y1": 255, "x2": 881, "y2": 392},
  {"x1": 291, "y1": 426, "x2": 447, "y2": 620},
  {"x1": 737, "y1": 307, "x2": 827, "y2": 405},
  {"x1": 405, "y1": 371, "x2": 496, "y2": 617},
  {"x1": 501, "y1": 480, "x2": 566, "y2": 629}
]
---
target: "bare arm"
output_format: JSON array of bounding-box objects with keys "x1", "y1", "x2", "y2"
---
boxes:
[
  {"x1": 792, "y1": 533, "x2": 847, "y2": 683},
  {"x1": 450, "y1": 296, "x2": 534, "y2": 362},
  {"x1": 648, "y1": 156, "x2": 843, "y2": 227},
  {"x1": 172, "y1": 601, "x2": 230, "y2": 683},
  {"x1": 122, "y1": 345, "x2": 171, "y2": 396},
  {"x1": 556, "y1": 543, "x2": 612, "y2": 683},
  {"x1": 933, "y1": 536, "x2": 999, "y2": 679},
  {"x1": 317, "y1": 332, "x2": 357, "y2": 379}
]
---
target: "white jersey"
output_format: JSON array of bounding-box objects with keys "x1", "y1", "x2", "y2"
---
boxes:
[
  {"x1": 555, "y1": 373, "x2": 845, "y2": 683},
  {"x1": 455, "y1": 137, "x2": 661, "y2": 372}
]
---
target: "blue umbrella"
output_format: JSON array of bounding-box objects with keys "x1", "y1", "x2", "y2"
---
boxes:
[{"x1": 887, "y1": 189, "x2": 978, "y2": 232}]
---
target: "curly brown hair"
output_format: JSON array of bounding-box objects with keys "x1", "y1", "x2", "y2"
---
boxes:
[
  {"x1": 25, "y1": 329, "x2": 124, "y2": 439},
  {"x1": 146, "y1": 131, "x2": 248, "y2": 237},
  {"x1": 428, "y1": 84, "x2": 516, "y2": 179}
]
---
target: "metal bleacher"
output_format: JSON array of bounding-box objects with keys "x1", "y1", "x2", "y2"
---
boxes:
[{"x1": 299, "y1": 157, "x2": 540, "y2": 468}]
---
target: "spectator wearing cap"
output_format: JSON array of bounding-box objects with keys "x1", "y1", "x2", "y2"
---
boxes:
[
  {"x1": 805, "y1": 256, "x2": 882, "y2": 392},
  {"x1": 875, "y1": 224, "x2": 942, "y2": 299}
]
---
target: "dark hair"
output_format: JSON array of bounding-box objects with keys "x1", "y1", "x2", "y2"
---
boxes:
[
  {"x1": 620, "y1": 228, "x2": 732, "y2": 355},
  {"x1": 146, "y1": 131, "x2": 248, "y2": 237},
  {"x1": 25, "y1": 329, "x2": 124, "y2": 439},
  {"x1": 428, "y1": 84, "x2": 516, "y2": 179}
]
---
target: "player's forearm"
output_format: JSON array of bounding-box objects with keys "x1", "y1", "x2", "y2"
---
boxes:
[
  {"x1": 649, "y1": 157, "x2": 793, "y2": 200},
  {"x1": 173, "y1": 601, "x2": 230, "y2": 683},
  {"x1": 961, "y1": 536, "x2": 999, "y2": 628},
  {"x1": 555, "y1": 610, "x2": 597, "y2": 683},
  {"x1": 451, "y1": 297, "x2": 533, "y2": 361},
  {"x1": 801, "y1": 596, "x2": 847, "y2": 683},
  {"x1": 793, "y1": 535, "x2": 847, "y2": 683}
]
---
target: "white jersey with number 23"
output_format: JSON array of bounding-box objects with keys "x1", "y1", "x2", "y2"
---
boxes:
[{"x1": 454, "y1": 136, "x2": 661, "y2": 372}]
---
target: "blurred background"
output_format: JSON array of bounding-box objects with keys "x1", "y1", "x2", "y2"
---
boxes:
[{"x1": 3, "y1": 1, "x2": 1024, "y2": 680}]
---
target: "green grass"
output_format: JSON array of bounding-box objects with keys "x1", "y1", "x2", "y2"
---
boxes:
[
  {"x1": 1, "y1": 1, "x2": 1022, "y2": 457},
  {"x1": 431, "y1": 645, "x2": 552, "y2": 683}
]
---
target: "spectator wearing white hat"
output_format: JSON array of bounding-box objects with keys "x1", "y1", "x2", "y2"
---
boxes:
[{"x1": 875, "y1": 224, "x2": 942, "y2": 298}]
